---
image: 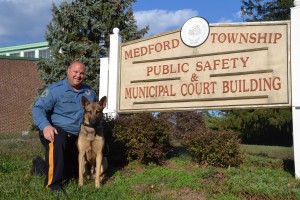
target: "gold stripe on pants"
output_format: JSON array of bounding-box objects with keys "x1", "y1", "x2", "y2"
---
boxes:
[{"x1": 46, "y1": 142, "x2": 54, "y2": 189}]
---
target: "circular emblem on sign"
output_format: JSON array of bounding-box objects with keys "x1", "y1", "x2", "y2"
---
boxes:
[{"x1": 180, "y1": 16, "x2": 210, "y2": 47}]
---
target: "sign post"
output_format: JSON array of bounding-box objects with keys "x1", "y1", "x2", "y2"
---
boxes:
[
  {"x1": 99, "y1": 57, "x2": 108, "y2": 100},
  {"x1": 292, "y1": 0, "x2": 300, "y2": 178},
  {"x1": 100, "y1": 28, "x2": 121, "y2": 118}
]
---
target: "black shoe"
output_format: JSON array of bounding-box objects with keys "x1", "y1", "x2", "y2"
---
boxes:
[
  {"x1": 30, "y1": 156, "x2": 47, "y2": 176},
  {"x1": 51, "y1": 186, "x2": 67, "y2": 196}
]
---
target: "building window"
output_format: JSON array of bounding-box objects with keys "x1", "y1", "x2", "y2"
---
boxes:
[
  {"x1": 39, "y1": 49, "x2": 50, "y2": 59},
  {"x1": 10, "y1": 52, "x2": 20, "y2": 57},
  {"x1": 24, "y1": 50, "x2": 35, "y2": 58}
]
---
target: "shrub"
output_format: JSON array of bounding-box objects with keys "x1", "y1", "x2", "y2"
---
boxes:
[
  {"x1": 183, "y1": 127, "x2": 244, "y2": 168},
  {"x1": 159, "y1": 111, "x2": 243, "y2": 167},
  {"x1": 158, "y1": 111, "x2": 206, "y2": 143},
  {"x1": 102, "y1": 116, "x2": 127, "y2": 166},
  {"x1": 112, "y1": 113, "x2": 172, "y2": 165}
]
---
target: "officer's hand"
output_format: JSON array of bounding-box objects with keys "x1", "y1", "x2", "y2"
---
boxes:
[{"x1": 43, "y1": 125, "x2": 58, "y2": 142}]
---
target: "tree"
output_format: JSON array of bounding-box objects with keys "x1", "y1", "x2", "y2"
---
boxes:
[
  {"x1": 36, "y1": 0, "x2": 148, "y2": 92},
  {"x1": 209, "y1": 0, "x2": 294, "y2": 146},
  {"x1": 214, "y1": 109, "x2": 293, "y2": 146},
  {"x1": 241, "y1": 0, "x2": 294, "y2": 21}
]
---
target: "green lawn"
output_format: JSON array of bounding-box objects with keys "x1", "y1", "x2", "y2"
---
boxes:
[
  {"x1": 0, "y1": 132, "x2": 299, "y2": 200},
  {"x1": 241, "y1": 144, "x2": 294, "y2": 160}
]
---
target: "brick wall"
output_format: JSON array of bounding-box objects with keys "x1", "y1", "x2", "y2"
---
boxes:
[{"x1": 0, "y1": 58, "x2": 44, "y2": 133}]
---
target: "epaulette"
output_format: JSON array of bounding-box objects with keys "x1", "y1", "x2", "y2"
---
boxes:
[{"x1": 47, "y1": 80, "x2": 64, "y2": 90}]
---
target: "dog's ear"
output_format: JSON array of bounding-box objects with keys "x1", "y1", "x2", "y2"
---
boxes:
[
  {"x1": 81, "y1": 96, "x2": 90, "y2": 108},
  {"x1": 99, "y1": 96, "x2": 107, "y2": 108}
]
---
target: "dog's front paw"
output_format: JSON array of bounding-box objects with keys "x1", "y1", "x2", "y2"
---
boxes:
[{"x1": 95, "y1": 180, "x2": 100, "y2": 188}]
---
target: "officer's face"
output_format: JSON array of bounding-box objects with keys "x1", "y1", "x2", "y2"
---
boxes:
[{"x1": 67, "y1": 62, "x2": 85, "y2": 90}]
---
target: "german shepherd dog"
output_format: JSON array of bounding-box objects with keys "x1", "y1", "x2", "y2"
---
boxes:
[{"x1": 77, "y1": 96, "x2": 108, "y2": 188}]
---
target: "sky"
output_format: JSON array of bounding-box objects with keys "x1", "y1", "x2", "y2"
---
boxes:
[{"x1": 0, "y1": 0, "x2": 244, "y2": 48}]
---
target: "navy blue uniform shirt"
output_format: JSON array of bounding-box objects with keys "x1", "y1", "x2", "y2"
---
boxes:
[{"x1": 32, "y1": 78, "x2": 97, "y2": 135}]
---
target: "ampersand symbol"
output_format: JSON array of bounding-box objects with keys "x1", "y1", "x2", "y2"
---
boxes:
[{"x1": 190, "y1": 73, "x2": 198, "y2": 82}]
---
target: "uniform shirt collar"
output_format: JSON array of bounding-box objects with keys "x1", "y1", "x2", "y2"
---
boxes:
[{"x1": 63, "y1": 78, "x2": 88, "y2": 93}]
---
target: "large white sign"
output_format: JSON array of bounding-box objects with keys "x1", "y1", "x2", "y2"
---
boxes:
[{"x1": 118, "y1": 21, "x2": 290, "y2": 113}]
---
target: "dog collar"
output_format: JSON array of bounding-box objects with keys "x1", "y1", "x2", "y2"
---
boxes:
[
  {"x1": 82, "y1": 122, "x2": 95, "y2": 128},
  {"x1": 82, "y1": 120, "x2": 103, "y2": 128}
]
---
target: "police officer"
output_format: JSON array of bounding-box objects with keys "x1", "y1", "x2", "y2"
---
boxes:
[{"x1": 32, "y1": 61, "x2": 97, "y2": 192}]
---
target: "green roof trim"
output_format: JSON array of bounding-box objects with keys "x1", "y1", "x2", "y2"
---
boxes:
[
  {"x1": 0, "y1": 55, "x2": 39, "y2": 61},
  {"x1": 0, "y1": 42, "x2": 49, "y2": 53}
]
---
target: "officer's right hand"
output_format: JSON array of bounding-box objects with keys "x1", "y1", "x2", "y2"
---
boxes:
[{"x1": 43, "y1": 125, "x2": 58, "y2": 142}]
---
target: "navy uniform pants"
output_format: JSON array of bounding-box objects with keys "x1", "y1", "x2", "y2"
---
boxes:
[{"x1": 39, "y1": 126, "x2": 78, "y2": 191}]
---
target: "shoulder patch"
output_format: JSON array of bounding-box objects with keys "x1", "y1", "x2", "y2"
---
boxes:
[{"x1": 41, "y1": 89, "x2": 49, "y2": 98}]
